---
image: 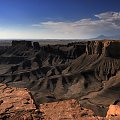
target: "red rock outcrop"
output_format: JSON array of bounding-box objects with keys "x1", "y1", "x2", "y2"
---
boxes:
[
  {"x1": 0, "y1": 83, "x2": 42, "y2": 120},
  {"x1": 40, "y1": 99, "x2": 104, "y2": 120},
  {"x1": 106, "y1": 105, "x2": 120, "y2": 120}
]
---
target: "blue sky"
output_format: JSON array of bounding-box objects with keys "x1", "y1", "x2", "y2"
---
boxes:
[{"x1": 0, "y1": 0, "x2": 120, "y2": 39}]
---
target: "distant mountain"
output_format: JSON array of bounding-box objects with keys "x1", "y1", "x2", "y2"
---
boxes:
[{"x1": 93, "y1": 34, "x2": 120, "y2": 40}]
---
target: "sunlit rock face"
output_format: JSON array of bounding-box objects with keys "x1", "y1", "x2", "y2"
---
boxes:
[
  {"x1": 106, "y1": 105, "x2": 120, "y2": 119},
  {"x1": 40, "y1": 99, "x2": 104, "y2": 120},
  {"x1": 0, "y1": 83, "x2": 42, "y2": 120}
]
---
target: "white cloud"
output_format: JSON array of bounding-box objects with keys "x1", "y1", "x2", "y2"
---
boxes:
[
  {"x1": 0, "y1": 11, "x2": 120, "y2": 39},
  {"x1": 95, "y1": 12, "x2": 120, "y2": 20},
  {"x1": 31, "y1": 11, "x2": 120, "y2": 39},
  {"x1": 95, "y1": 12, "x2": 120, "y2": 29}
]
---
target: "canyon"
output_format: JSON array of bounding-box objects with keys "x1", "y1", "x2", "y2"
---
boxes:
[{"x1": 0, "y1": 40, "x2": 120, "y2": 119}]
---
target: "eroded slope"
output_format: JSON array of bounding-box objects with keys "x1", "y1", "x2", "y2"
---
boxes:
[{"x1": 0, "y1": 40, "x2": 120, "y2": 117}]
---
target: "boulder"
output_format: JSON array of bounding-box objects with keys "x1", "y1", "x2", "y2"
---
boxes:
[{"x1": 106, "y1": 105, "x2": 120, "y2": 119}]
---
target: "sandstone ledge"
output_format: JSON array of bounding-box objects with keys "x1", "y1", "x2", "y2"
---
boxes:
[{"x1": 0, "y1": 83, "x2": 42, "y2": 119}]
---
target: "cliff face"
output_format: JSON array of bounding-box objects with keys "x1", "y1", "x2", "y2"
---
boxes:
[
  {"x1": 0, "y1": 40, "x2": 120, "y2": 118},
  {"x1": 86, "y1": 40, "x2": 120, "y2": 57},
  {"x1": 12, "y1": 40, "x2": 32, "y2": 48}
]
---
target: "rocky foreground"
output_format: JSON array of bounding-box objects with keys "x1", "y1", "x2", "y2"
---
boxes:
[
  {"x1": 0, "y1": 83, "x2": 42, "y2": 120},
  {"x1": 0, "y1": 40, "x2": 120, "y2": 119},
  {"x1": 0, "y1": 83, "x2": 120, "y2": 120}
]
